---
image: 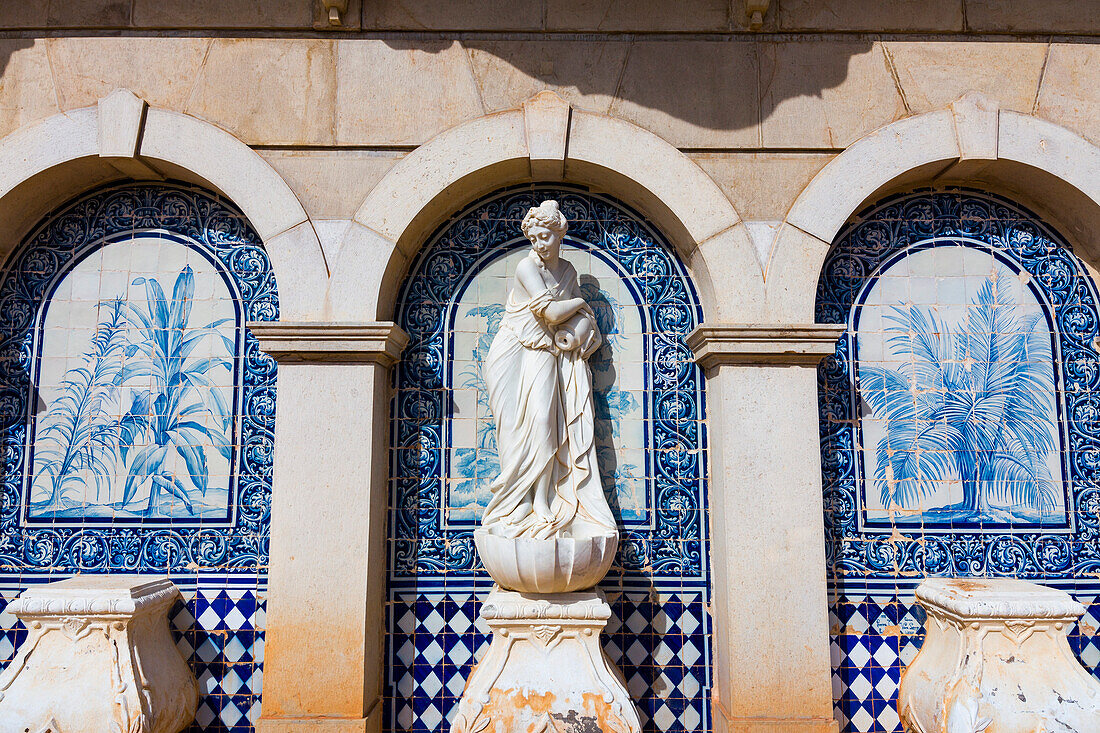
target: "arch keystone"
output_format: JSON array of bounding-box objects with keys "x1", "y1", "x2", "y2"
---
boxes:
[
  {"x1": 951, "y1": 91, "x2": 1000, "y2": 161},
  {"x1": 523, "y1": 90, "x2": 571, "y2": 180},
  {"x1": 97, "y1": 88, "x2": 147, "y2": 159}
]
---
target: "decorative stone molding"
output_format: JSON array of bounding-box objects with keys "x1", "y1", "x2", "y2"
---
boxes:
[
  {"x1": 686, "y1": 323, "x2": 845, "y2": 369},
  {"x1": 451, "y1": 589, "x2": 641, "y2": 733},
  {"x1": 900, "y1": 577, "x2": 1100, "y2": 733},
  {"x1": 0, "y1": 576, "x2": 198, "y2": 733},
  {"x1": 249, "y1": 321, "x2": 409, "y2": 366}
]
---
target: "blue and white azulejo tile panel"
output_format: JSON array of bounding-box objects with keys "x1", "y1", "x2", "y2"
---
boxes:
[
  {"x1": 388, "y1": 185, "x2": 710, "y2": 733},
  {"x1": 0, "y1": 182, "x2": 276, "y2": 733},
  {"x1": 854, "y1": 245, "x2": 1066, "y2": 529},
  {"x1": 0, "y1": 182, "x2": 278, "y2": 573},
  {"x1": 29, "y1": 236, "x2": 240, "y2": 524},
  {"x1": 818, "y1": 189, "x2": 1100, "y2": 732},
  {"x1": 818, "y1": 189, "x2": 1100, "y2": 576}
]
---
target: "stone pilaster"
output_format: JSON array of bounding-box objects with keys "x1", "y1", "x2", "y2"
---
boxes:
[
  {"x1": 252, "y1": 321, "x2": 407, "y2": 733},
  {"x1": 687, "y1": 323, "x2": 843, "y2": 733}
]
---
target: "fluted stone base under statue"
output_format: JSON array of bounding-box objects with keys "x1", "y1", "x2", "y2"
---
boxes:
[{"x1": 452, "y1": 589, "x2": 640, "y2": 733}]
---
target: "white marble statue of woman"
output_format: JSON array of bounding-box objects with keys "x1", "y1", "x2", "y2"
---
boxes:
[{"x1": 481, "y1": 200, "x2": 618, "y2": 540}]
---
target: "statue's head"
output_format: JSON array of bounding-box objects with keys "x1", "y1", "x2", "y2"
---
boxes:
[{"x1": 521, "y1": 200, "x2": 568, "y2": 261}]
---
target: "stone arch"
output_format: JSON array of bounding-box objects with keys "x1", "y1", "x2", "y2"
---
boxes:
[
  {"x1": 326, "y1": 91, "x2": 760, "y2": 323},
  {"x1": 770, "y1": 94, "x2": 1100, "y2": 323},
  {"x1": 0, "y1": 89, "x2": 328, "y2": 320}
]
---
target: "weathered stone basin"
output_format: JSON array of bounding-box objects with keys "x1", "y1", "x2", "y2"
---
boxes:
[{"x1": 474, "y1": 528, "x2": 618, "y2": 593}]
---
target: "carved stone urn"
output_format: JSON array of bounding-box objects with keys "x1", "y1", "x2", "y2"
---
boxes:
[
  {"x1": 473, "y1": 529, "x2": 618, "y2": 594},
  {"x1": 899, "y1": 577, "x2": 1100, "y2": 733},
  {"x1": 0, "y1": 576, "x2": 199, "y2": 733}
]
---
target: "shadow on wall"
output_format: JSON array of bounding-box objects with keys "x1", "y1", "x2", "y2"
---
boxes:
[{"x1": 383, "y1": 38, "x2": 873, "y2": 138}]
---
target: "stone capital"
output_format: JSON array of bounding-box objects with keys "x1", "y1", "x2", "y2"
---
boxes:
[
  {"x1": 249, "y1": 321, "x2": 409, "y2": 366},
  {"x1": 685, "y1": 323, "x2": 845, "y2": 369}
]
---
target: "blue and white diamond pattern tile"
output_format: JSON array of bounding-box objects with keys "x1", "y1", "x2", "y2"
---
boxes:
[
  {"x1": 174, "y1": 586, "x2": 266, "y2": 733},
  {"x1": 386, "y1": 589, "x2": 710, "y2": 733},
  {"x1": 1071, "y1": 596, "x2": 1100, "y2": 676},
  {"x1": 831, "y1": 595, "x2": 919, "y2": 733},
  {"x1": 0, "y1": 590, "x2": 25, "y2": 668}
]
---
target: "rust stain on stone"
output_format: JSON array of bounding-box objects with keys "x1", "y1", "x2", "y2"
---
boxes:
[
  {"x1": 479, "y1": 688, "x2": 626, "y2": 733},
  {"x1": 481, "y1": 687, "x2": 556, "y2": 733}
]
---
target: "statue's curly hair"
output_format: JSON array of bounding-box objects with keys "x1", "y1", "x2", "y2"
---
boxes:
[{"x1": 521, "y1": 199, "x2": 568, "y2": 240}]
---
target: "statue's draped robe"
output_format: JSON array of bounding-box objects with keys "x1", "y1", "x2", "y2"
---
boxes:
[{"x1": 482, "y1": 266, "x2": 616, "y2": 538}]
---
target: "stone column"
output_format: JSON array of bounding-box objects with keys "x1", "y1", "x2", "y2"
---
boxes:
[
  {"x1": 252, "y1": 322, "x2": 408, "y2": 733},
  {"x1": 686, "y1": 324, "x2": 844, "y2": 733}
]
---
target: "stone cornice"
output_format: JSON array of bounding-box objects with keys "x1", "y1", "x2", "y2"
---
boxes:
[
  {"x1": 685, "y1": 323, "x2": 845, "y2": 369},
  {"x1": 248, "y1": 321, "x2": 409, "y2": 366}
]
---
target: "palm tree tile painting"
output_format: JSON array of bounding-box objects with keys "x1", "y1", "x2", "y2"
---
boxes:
[
  {"x1": 855, "y1": 243, "x2": 1065, "y2": 528},
  {"x1": 28, "y1": 236, "x2": 238, "y2": 522}
]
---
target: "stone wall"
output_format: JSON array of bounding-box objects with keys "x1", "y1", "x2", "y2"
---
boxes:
[{"x1": 0, "y1": 3, "x2": 1097, "y2": 733}]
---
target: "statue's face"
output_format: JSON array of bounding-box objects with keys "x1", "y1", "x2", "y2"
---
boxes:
[{"x1": 527, "y1": 224, "x2": 561, "y2": 261}]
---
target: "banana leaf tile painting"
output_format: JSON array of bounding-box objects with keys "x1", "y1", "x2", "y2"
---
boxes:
[
  {"x1": 28, "y1": 237, "x2": 239, "y2": 522},
  {"x1": 0, "y1": 182, "x2": 277, "y2": 573}
]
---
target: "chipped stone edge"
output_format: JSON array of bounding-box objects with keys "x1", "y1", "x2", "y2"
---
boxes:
[{"x1": 916, "y1": 578, "x2": 1086, "y2": 622}]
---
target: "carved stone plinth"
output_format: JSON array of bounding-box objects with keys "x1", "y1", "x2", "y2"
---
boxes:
[
  {"x1": 0, "y1": 576, "x2": 198, "y2": 733},
  {"x1": 900, "y1": 577, "x2": 1100, "y2": 733},
  {"x1": 452, "y1": 589, "x2": 641, "y2": 733}
]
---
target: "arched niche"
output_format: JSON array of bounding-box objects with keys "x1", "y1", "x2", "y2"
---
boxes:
[
  {"x1": 326, "y1": 96, "x2": 763, "y2": 324},
  {"x1": 0, "y1": 97, "x2": 326, "y2": 321},
  {"x1": 772, "y1": 103, "x2": 1100, "y2": 324},
  {"x1": 0, "y1": 181, "x2": 279, "y2": 573},
  {"x1": 816, "y1": 188, "x2": 1100, "y2": 731},
  {"x1": 386, "y1": 185, "x2": 711, "y2": 732}
]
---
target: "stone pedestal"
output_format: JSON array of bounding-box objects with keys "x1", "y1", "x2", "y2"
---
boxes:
[
  {"x1": 452, "y1": 589, "x2": 641, "y2": 733},
  {"x1": 0, "y1": 575, "x2": 198, "y2": 733},
  {"x1": 900, "y1": 577, "x2": 1100, "y2": 733}
]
